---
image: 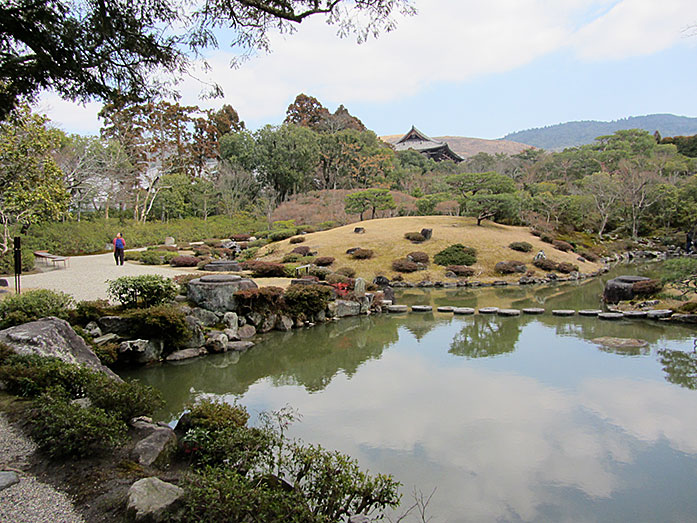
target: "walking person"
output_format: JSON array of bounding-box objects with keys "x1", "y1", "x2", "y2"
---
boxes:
[{"x1": 113, "y1": 232, "x2": 125, "y2": 265}]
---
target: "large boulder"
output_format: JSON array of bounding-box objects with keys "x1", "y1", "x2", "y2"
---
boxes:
[
  {"x1": 0, "y1": 317, "x2": 120, "y2": 381},
  {"x1": 187, "y1": 274, "x2": 258, "y2": 312},
  {"x1": 118, "y1": 339, "x2": 164, "y2": 365},
  {"x1": 131, "y1": 419, "x2": 178, "y2": 467},
  {"x1": 330, "y1": 300, "x2": 361, "y2": 318},
  {"x1": 603, "y1": 275, "x2": 651, "y2": 304},
  {"x1": 127, "y1": 477, "x2": 184, "y2": 522},
  {"x1": 97, "y1": 315, "x2": 138, "y2": 336}
]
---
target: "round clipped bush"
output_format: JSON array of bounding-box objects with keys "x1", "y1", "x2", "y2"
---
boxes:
[
  {"x1": 268, "y1": 229, "x2": 296, "y2": 242},
  {"x1": 282, "y1": 253, "x2": 303, "y2": 263},
  {"x1": 203, "y1": 238, "x2": 223, "y2": 248},
  {"x1": 139, "y1": 250, "x2": 173, "y2": 265},
  {"x1": 533, "y1": 258, "x2": 559, "y2": 271},
  {"x1": 284, "y1": 284, "x2": 334, "y2": 317},
  {"x1": 335, "y1": 266, "x2": 356, "y2": 278},
  {"x1": 434, "y1": 244, "x2": 477, "y2": 266},
  {"x1": 314, "y1": 256, "x2": 335, "y2": 267},
  {"x1": 404, "y1": 232, "x2": 426, "y2": 243},
  {"x1": 407, "y1": 251, "x2": 429, "y2": 263},
  {"x1": 291, "y1": 245, "x2": 312, "y2": 256},
  {"x1": 632, "y1": 279, "x2": 663, "y2": 296},
  {"x1": 230, "y1": 233, "x2": 251, "y2": 242},
  {"x1": 447, "y1": 265, "x2": 475, "y2": 277},
  {"x1": 106, "y1": 275, "x2": 178, "y2": 308},
  {"x1": 245, "y1": 261, "x2": 287, "y2": 278},
  {"x1": 326, "y1": 273, "x2": 351, "y2": 285},
  {"x1": 556, "y1": 261, "x2": 579, "y2": 274},
  {"x1": 579, "y1": 250, "x2": 600, "y2": 262},
  {"x1": 552, "y1": 239, "x2": 574, "y2": 252},
  {"x1": 350, "y1": 248, "x2": 374, "y2": 260},
  {"x1": 170, "y1": 255, "x2": 200, "y2": 267},
  {"x1": 308, "y1": 266, "x2": 332, "y2": 280},
  {"x1": 289, "y1": 236, "x2": 305, "y2": 244},
  {"x1": 494, "y1": 261, "x2": 527, "y2": 275},
  {"x1": 392, "y1": 258, "x2": 419, "y2": 273},
  {"x1": 509, "y1": 241, "x2": 533, "y2": 253}
]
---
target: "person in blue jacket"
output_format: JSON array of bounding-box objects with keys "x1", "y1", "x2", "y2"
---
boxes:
[{"x1": 113, "y1": 233, "x2": 125, "y2": 265}]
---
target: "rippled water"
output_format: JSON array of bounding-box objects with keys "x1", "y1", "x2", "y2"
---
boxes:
[{"x1": 123, "y1": 263, "x2": 697, "y2": 522}]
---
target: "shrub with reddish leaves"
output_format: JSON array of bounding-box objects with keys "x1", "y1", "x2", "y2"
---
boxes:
[
  {"x1": 314, "y1": 256, "x2": 335, "y2": 267},
  {"x1": 392, "y1": 258, "x2": 419, "y2": 273},
  {"x1": 552, "y1": 240, "x2": 574, "y2": 252},
  {"x1": 447, "y1": 265, "x2": 475, "y2": 277},
  {"x1": 289, "y1": 236, "x2": 305, "y2": 244},
  {"x1": 407, "y1": 251, "x2": 429, "y2": 263},
  {"x1": 291, "y1": 245, "x2": 312, "y2": 256},
  {"x1": 350, "y1": 248, "x2": 373, "y2": 259},
  {"x1": 243, "y1": 261, "x2": 287, "y2": 277},
  {"x1": 170, "y1": 255, "x2": 200, "y2": 267}
]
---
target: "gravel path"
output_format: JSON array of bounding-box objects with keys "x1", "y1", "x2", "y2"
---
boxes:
[
  {"x1": 18, "y1": 251, "x2": 197, "y2": 302},
  {"x1": 0, "y1": 413, "x2": 85, "y2": 523}
]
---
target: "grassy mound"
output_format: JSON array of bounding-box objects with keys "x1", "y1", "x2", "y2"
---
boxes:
[{"x1": 257, "y1": 216, "x2": 601, "y2": 283}]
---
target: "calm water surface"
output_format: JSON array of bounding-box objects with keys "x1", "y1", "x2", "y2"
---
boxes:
[{"x1": 123, "y1": 263, "x2": 697, "y2": 522}]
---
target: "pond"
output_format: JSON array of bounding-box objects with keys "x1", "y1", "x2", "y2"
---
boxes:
[{"x1": 123, "y1": 263, "x2": 697, "y2": 522}]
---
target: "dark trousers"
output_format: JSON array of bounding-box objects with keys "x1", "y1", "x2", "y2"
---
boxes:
[{"x1": 114, "y1": 248, "x2": 124, "y2": 265}]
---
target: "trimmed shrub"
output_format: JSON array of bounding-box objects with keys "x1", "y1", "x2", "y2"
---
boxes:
[
  {"x1": 173, "y1": 273, "x2": 201, "y2": 294},
  {"x1": 632, "y1": 279, "x2": 663, "y2": 296},
  {"x1": 282, "y1": 253, "x2": 303, "y2": 263},
  {"x1": 171, "y1": 255, "x2": 200, "y2": 267},
  {"x1": 326, "y1": 273, "x2": 351, "y2": 285},
  {"x1": 552, "y1": 239, "x2": 574, "y2": 252},
  {"x1": 334, "y1": 267, "x2": 356, "y2": 278},
  {"x1": 533, "y1": 258, "x2": 559, "y2": 271},
  {"x1": 30, "y1": 392, "x2": 127, "y2": 458},
  {"x1": 447, "y1": 265, "x2": 475, "y2": 277},
  {"x1": 392, "y1": 259, "x2": 419, "y2": 273},
  {"x1": 495, "y1": 261, "x2": 527, "y2": 275},
  {"x1": 284, "y1": 284, "x2": 334, "y2": 317},
  {"x1": 0, "y1": 289, "x2": 74, "y2": 328},
  {"x1": 125, "y1": 304, "x2": 191, "y2": 348},
  {"x1": 407, "y1": 251, "x2": 429, "y2": 263},
  {"x1": 230, "y1": 234, "x2": 251, "y2": 242},
  {"x1": 509, "y1": 241, "x2": 533, "y2": 253},
  {"x1": 314, "y1": 256, "x2": 335, "y2": 267},
  {"x1": 244, "y1": 261, "x2": 287, "y2": 278},
  {"x1": 234, "y1": 287, "x2": 285, "y2": 315},
  {"x1": 556, "y1": 262, "x2": 578, "y2": 274},
  {"x1": 350, "y1": 248, "x2": 373, "y2": 260},
  {"x1": 268, "y1": 229, "x2": 296, "y2": 242},
  {"x1": 86, "y1": 373, "x2": 163, "y2": 422},
  {"x1": 196, "y1": 256, "x2": 213, "y2": 269},
  {"x1": 434, "y1": 244, "x2": 477, "y2": 266},
  {"x1": 0, "y1": 248, "x2": 34, "y2": 274},
  {"x1": 69, "y1": 299, "x2": 112, "y2": 326},
  {"x1": 308, "y1": 266, "x2": 332, "y2": 280},
  {"x1": 0, "y1": 354, "x2": 93, "y2": 398},
  {"x1": 404, "y1": 232, "x2": 426, "y2": 243},
  {"x1": 106, "y1": 275, "x2": 178, "y2": 308},
  {"x1": 193, "y1": 245, "x2": 212, "y2": 256},
  {"x1": 291, "y1": 246, "x2": 312, "y2": 256},
  {"x1": 147, "y1": 245, "x2": 179, "y2": 252},
  {"x1": 124, "y1": 251, "x2": 141, "y2": 261},
  {"x1": 289, "y1": 236, "x2": 305, "y2": 244},
  {"x1": 540, "y1": 233, "x2": 554, "y2": 244},
  {"x1": 139, "y1": 250, "x2": 176, "y2": 265},
  {"x1": 579, "y1": 250, "x2": 600, "y2": 262},
  {"x1": 203, "y1": 239, "x2": 223, "y2": 247}
]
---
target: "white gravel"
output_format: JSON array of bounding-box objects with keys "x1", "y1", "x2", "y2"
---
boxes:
[
  {"x1": 0, "y1": 413, "x2": 85, "y2": 523},
  {"x1": 18, "y1": 251, "x2": 198, "y2": 302}
]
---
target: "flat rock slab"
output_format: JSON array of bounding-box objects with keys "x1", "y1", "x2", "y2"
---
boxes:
[
  {"x1": 0, "y1": 471, "x2": 19, "y2": 491},
  {"x1": 387, "y1": 305, "x2": 408, "y2": 313},
  {"x1": 578, "y1": 309, "x2": 602, "y2": 316},
  {"x1": 202, "y1": 261, "x2": 242, "y2": 272},
  {"x1": 166, "y1": 348, "x2": 205, "y2": 362},
  {"x1": 198, "y1": 274, "x2": 242, "y2": 282},
  {"x1": 498, "y1": 309, "x2": 521, "y2": 316},
  {"x1": 622, "y1": 311, "x2": 648, "y2": 318},
  {"x1": 592, "y1": 337, "x2": 649, "y2": 349},
  {"x1": 522, "y1": 308, "x2": 545, "y2": 315},
  {"x1": 478, "y1": 307, "x2": 499, "y2": 314},
  {"x1": 552, "y1": 310, "x2": 576, "y2": 316},
  {"x1": 598, "y1": 312, "x2": 624, "y2": 320},
  {"x1": 127, "y1": 477, "x2": 184, "y2": 521},
  {"x1": 437, "y1": 306, "x2": 454, "y2": 312},
  {"x1": 647, "y1": 309, "x2": 673, "y2": 319},
  {"x1": 226, "y1": 341, "x2": 255, "y2": 352},
  {"x1": 411, "y1": 305, "x2": 433, "y2": 312},
  {"x1": 453, "y1": 307, "x2": 475, "y2": 315}
]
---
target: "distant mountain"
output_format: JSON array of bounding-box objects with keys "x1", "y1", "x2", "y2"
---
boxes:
[
  {"x1": 381, "y1": 134, "x2": 532, "y2": 158},
  {"x1": 503, "y1": 114, "x2": 697, "y2": 150}
]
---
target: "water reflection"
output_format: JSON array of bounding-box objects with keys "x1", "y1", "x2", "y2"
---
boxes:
[
  {"x1": 448, "y1": 316, "x2": 521, "y2": 358},
  {"x1": 658, "y1": 348, "x2": 697, "y2": 390}
]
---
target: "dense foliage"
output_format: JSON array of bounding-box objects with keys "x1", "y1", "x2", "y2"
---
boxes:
[
  {"x1": 433, "y1": 244, "x2": 477, "y2": 266},
  {"x1": 106, "y1": 275, "x2": 178, "y2": 308},
  {"x1": 0, "y1": 289, "x2": 75, "y2": 328}
]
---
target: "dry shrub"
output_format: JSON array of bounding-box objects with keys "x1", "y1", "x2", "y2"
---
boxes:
[
  {"x1": 494, "y1": 261, "x2": 527, "y2": 274},
  {"x1": 552, "y1": 239, "x2": 574, "y2": 252},
  {"x1": 407, "y1": 251, "x2": 429, "y2": 263},
  {"x1": 447, "y1": 265, "x2": 475, "y2": 277},
  {"x1": 314, "y1": 256, "x2": 335, "y2": 267},
  {"x1": 335, "y1": 267, "x2": 356, "y2": 278},
  {"x1": 404, "y1": 232, "x2": 425, "y2": 243},
  {"x1": 533, "y1": 258, "x2": 559, "y2": 271},
  {"x1": 243, "y1": 261, "x2": 287, "y2": 277},
  {"x1": 632, "y1": 279, "x2": 663, "y2": 296},
  {"x1": 509, "y1": 241, "x2": 533, "y2": 253},
  {"x1": 556, "y1": 262, "x2": 579, "y2": 274},
  {"x1": 291, "y1": 245, "x2": 312, "y2": 256},
  {"x1": 170, "y1": 255, "x2": 200, "y2": 267},
  {"x1": 351, "y1": 248, "x2": 374, "y2": 260},
  {"x1": 392, "y1": 259, "x2": 419, "y2": 273},
  {"x1": 289, "y1": 236, "x2": 305, "y2": 244},
  {"x1": 230, "y1": 233, "x2": 251, "y2": 242}
]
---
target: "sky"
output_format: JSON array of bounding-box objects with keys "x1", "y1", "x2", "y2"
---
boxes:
[{"x1": 36, "y1": 0, "x2": 697, "y2": 140}]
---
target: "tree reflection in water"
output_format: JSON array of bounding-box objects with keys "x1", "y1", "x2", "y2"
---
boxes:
[
  {"x1": 658, "y1": 347, "x2": 697, "y2": 390},
  {"x1": 448, "y1": 316, "x2": 522, "y2": 358}
]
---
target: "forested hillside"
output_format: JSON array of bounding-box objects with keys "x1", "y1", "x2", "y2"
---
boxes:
[{"x1": 504, "y1": 114, "x2": 697, "y2": 150}]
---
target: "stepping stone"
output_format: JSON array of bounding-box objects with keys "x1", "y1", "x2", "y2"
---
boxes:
[
  {"x1": 0, "y1": 471, "x2": 19, "y2": 491},
  {"x1": 578, "y1": 309, "x2": 602, "y2": 316},
  {"x1": 436, "y1": 306, "x2": 454, "y2": 313},
  {"x1": 387, "y1": 305, "x2": 408, "y2": 313},
  {"x1": 598, "y1": 312, "x2": 624, "y2": 320},
  {"x1": 411, "y1": 305, "x2": 433, "y2": 312},
  {"x1": 647, "y1": 309, "x2": 673, "y2": 319},
  {"x1": 592, "y1": 337, "x2": 649, "y2": 349},
  {"x1": 498, "y1": 309, "x2": 521, "y2": 316},
  {"x1": 381, "y1": 300, "x2": 393, "y2": 306},
  {"x1": 552, "y1": 310, "x2": 576, "y2": 316},
  {"x1": 522, "y1": 308, "x2": 545, "y2": 315},
  {"x1": 453, "y1": 307, "x2": 475, "y2": 315},
  {"x1": 478, "y1": 307, "x2": 499, "y2": 314},
  {"x1": 622, "y1": 310, "x2": 647, "y2": 319}
]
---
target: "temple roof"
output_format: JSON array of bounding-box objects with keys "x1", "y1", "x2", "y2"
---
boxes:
[{"x1": 394, "y1": 126, "x2": 463, "y2": 162}]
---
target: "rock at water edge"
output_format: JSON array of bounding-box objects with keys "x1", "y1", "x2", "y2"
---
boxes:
[{"x1": 127, "y1": 477, "x2": 184, "y2": 522}]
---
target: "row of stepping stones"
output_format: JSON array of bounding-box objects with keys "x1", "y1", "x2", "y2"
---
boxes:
[{"x1": 384, "y1": 304, "x2": 674, "y2": 320}]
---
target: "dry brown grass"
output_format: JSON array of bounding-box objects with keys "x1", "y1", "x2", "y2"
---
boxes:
[{"x1": 257, "y1": 216, "x2": 602, "y2": 283}]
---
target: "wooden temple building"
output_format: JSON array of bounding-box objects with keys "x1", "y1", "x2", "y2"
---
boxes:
[{"x1": 393, "y1": 126, "x2": 463, "y2": 163}]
